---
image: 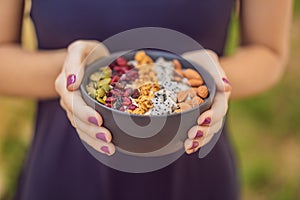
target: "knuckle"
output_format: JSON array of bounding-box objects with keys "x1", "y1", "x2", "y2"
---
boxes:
[
  {"x1": 54, "y1": 77, "x2": 61, "y2": 93},
  {"x1": 68, "y1": 40, "x2": 84, "y2": 51}
]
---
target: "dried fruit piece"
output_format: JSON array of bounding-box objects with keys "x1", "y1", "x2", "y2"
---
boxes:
[
  {"x1": 188, "y1": 79, "x2": 203, "y2": 87},
  {"x1": 122, "y1": 97, "x2": 132, "y2": 106},
  {"x1": 183, "y1": 69, "x2": 202, "y2": 79},
  {"x1": 124, "y1": 88, "x2": 133, "y2": 97},
  {"x1": 131, "y1": 89, "x2": 140, "y2": 98},
  {"x1": 128, "y1": 104, "x2": 137, "y2": 111},
  {"x1": 197, "y1": 85, "x2": 209, "y2": 98},
  {"x1": 134, "y1": 51, "x2": 147, "y2": 62},
  {"x1": 116, "y1": 57, "x2": 127, "y2": 66}
]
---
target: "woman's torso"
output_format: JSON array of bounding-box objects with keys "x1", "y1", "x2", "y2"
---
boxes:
[{"x1": 15, "y1": 0, "x2": 238, "y2": 200}]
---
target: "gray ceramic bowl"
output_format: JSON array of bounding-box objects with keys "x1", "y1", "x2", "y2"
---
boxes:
[{"x1": 80, "y1": 49, "x2": 216, "y2": 155}]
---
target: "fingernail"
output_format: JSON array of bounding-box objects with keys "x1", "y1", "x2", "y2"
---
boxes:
[
  {"x1": 189, "y1": 141, "x2": 199, "y2": 150},
  {"x1": 88, "y1": 117, "x2": 99, "y2": 126},
  {"x1": 200, "y1": 117, "x2": 211, "y2": 126},
  {"x1": 96, "y1": 132, "x2": 107, "y2": 142},
  {"x1": 100, "y1": 146, "x2": 110, "y2": 154},
  {"x1": 222, "y1": 77, "x2": 230, "y2": 85},
  {"x1": 67, "y1": 74, "x2": 76, "y2": 88},
  {"x1": 194, "y1": 130, "x2": 204, "y2": 139}
]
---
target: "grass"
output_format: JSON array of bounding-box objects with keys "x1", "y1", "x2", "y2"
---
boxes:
[{"x1": 0, "y1": 2, "x2": 300, "y2": 200}]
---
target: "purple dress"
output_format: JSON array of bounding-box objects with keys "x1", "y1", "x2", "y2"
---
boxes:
[{"x1": 15, "y1": 0, "x2": 239, "y2": 199}]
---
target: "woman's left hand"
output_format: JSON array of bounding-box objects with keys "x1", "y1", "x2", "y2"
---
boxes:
[{"x1": 181, "y1": 50, "x2": 232, "y2": 154}]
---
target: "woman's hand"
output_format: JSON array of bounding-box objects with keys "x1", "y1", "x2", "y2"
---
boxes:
[
  {"x1": 182, "y1": 50, "x2": 232, "y2": 154},
  {"x1": 55, "y1": 40, "x2": 116, "y2": 156}
]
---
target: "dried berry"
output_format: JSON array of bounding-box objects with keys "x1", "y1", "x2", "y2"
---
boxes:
[
  {"x1": 122, "y1": 97, "x2": 132, "y2": 106},
  {"x1": 116, "y1": 57, "x2": 127, "y2": 66},
  {"x1": 111, "y1": 75, "x2": 120, "y2": 83},
  {"x1": 131, "y1": 89, "x2": 140, "y2": 98},
  {"x1": 124, "y1": 88, "x2": 133, "y2": 97},
  {"x1": 128, "y1": 104, "x2": 137, "y2": 111}
]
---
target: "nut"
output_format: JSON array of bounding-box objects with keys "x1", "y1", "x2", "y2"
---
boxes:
[
  {"x1": 177, "y1": 90, "x2": 188, "y2": 103},
  {"x1": 177, "y1": 102, "x2": 192, "y2": 111},
  {"x1": 175, "y1": 69, "x2": 184, "y2": 76},
  {"x1": 173, "y1": 59, "x2": 182, "y2": 70},
  {"x1": 197, "y1": 85, "x2": 209, "y2": 98},
  {"x1": 188, "y1": 79, "x2": 203, "y2": 87},
  {"x1": 183, "y1": 69, "x2": 202, "y2": 79},
  {"x1": 186, "y1": 88, "x2": 197, "y2": 98},
  {"x1": 192, "y1": 96, "x2": 204, "y2": 105}
]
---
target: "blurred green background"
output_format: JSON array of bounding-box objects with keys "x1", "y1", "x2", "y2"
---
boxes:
[{"x1": 0, "y1": 1, "x2": 300, "y2": 200}]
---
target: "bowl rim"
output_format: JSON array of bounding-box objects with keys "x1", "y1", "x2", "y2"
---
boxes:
[{"x1": 80, "y1": 49, "x2": 216, "y2": 118}]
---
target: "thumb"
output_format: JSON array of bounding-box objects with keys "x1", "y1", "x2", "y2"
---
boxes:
[{"x1": 65, "y1": 41, "x2": 110, "y2": 91}]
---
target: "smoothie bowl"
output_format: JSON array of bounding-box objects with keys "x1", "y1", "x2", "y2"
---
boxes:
[{"x1": 80, "y1": 49, "x2": 216, "y2": 156}]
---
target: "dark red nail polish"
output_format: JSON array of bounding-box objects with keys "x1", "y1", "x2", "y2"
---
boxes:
[
  {"x1": 222, "y1": 77, "x2": 230, "y2": 85},
  {"x1": 67, "y1": 74, "x2": 76, "y2": 88},
  {"x1": 194, "y1": 130, "x2": 204, "y2": 139},
  {"x1": 201, "y1": 117, "x2": 211, "y2": 126},
  {"x1": 88, "y1": 117, "x2": 99, "y2": 126},
  {"x1": 96, "y1": 132, "x2": 107, "y2": 142},
  {"x1": 100, "y1": 146, "x2": 110, "y2": 154},
  {"x1": 189, "y1": 141, "x2": 199, "y2": 150}
]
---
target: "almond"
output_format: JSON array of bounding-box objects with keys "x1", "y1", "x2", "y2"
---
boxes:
[
  {"x1": 188, "y1": 79, "x2": 203, "y2": 87},
  {"x1": 192, "y1": 96, "x2": 204, "y2": 105},
  {"x1": 173, "y1": 59, "x2": 182, "y2": 70},
  {"x1": 187, "y1": 88, "x2": 197, "y2": 98},
  {"x1": 178, "y1": 102, "x2": 192, "y2": 111},
  {"x1": 175, "y1": 69, "x2": 184, "y2": 76},
  {"x1": 197, "y1": 85, "x2": 209, "y2": 98},
  {"x1": 183, "y1": 69, "x2": 202, "y2": 79},
  {"x1": 177, "y1": 90, "x2": 188, "y2": 103}
]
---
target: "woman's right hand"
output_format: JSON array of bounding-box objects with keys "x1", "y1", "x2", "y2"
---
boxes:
[{"x1": 55, "y1": 40, "x2": 116, "y2": 156}]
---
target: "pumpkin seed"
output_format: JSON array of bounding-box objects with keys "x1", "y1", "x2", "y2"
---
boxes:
[
  {"x1": 102, "y1": 84, "x2": 111, "y2": 92},
  {"x1": 89, "y1": 72, "x2": 101, "y2": 81},
  {"x1": 98, "y1": 78, "x2": 111, "y2": 87},
  {"x1": 96, "y1": 88, "x2": 106, "y2": 98},
  {"x1": 96, "y1": 96, "x2": 106, "y2": 104},
  {"x1": 86, "y1": 86, "x2": 96, "y2": 98}
]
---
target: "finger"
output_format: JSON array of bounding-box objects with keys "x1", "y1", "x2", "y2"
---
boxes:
[
  {"x1": 197, "y1": 92, "x2": 228, "y2": 126},
  {"x1": 73, "y1": 115, "x2": 112, "y2": 143},
  {"x1": 77, "y1": 128, "x2": 115, "y2": 156},
  {"x1": 184, "y1": 138, "x2": 204, "y2": 154},
  {"x1": 66, "y1": 110, "x2": 76, "y2": 128},
  {"x1": 60, "y1": 90, "x2": 103, "y2": 127},
  {"x1": 185, "y1": 121, "x2": 222, "y2": 154},
  {"x1": 197, "y1": 110, "x2": 213, "y2": 126},
  {"x1": 194, "y1": 133, "x2": 214, "y2": 152},
  {"x1": 182, "y1": 50, "x2": 231, "y2": 92},
  {"x1": 65, "y1": 41, "x2": 109, "y2": 91},
  {"x1": 187, "y1": 125, "x2": 208, "y2": 140},
  {"x1": 56, "y1": 71, "x2": 103, "y2": 128}
]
